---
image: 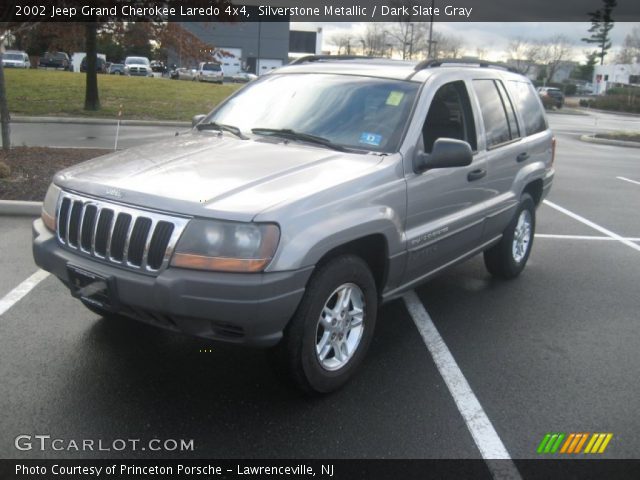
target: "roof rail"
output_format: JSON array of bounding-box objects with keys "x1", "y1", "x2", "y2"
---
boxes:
[
  {"x1": 289, "y1": 55, "x2": 375, "y2": 65},
  {"x1": 414, "y1": 59, "x2": 517, "y2": 73}
]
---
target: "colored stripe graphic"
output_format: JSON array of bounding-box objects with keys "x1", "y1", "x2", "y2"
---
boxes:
[
  {"x1": 537, "y1": 433, "x2": 565, "y2": 454},
  {"x1": 541, "y1": 433, "x2": 613, "y2": 454}
]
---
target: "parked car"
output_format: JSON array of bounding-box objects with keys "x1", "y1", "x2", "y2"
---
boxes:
[
  {"x1": 1, "y1": 50, "x2": 30, "y2": 68},
  {"x1": 197, "y1": 62, "x2": 224, "y2": 84},
  {"x1": 124, "y1": 56, "x2": 151, "y2": 77},
  {"x1": 171, "y1": 67, "x2": 197, "y2": 81},
  {"x1": 80, "y1": 56, "x2": 107, "y2": 73},
  {"x1": 108, "y1": 63, "x2": 125, "y2": 75},
  {"x1": 537, "y1": 87, "x2": 565, "y2": 109},
  {"x1": 231, "y1": 72, "x2": 258, "y2": 83},
  {"x1": 33, "y1": 57, "x2": 555, "y2": 394},
  {"x1": 39, "y1": 52, "x2": 70, "y2": 70},
  {"x1": 150, "y1": 60, "x2": 166, "y2": 73}
]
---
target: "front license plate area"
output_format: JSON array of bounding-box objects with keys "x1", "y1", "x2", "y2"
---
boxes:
[{"x1": 67, "y1": 265, "x2": 115, "y2": 310}]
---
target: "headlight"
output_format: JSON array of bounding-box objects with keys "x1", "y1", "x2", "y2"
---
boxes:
[
  {"x1": 41, "y1": 183, "x2": 61, "y2": 232},
  {"x1": 171, "y1": 219, "x2": 280, "y2": 273}
]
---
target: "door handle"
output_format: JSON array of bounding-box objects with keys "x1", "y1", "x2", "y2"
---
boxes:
[
  {"x1": 467, "y1": 168, "x2": 486, "y2": 182},
  {"x1": 517, "y1": 152, "x2": 530, "y2": 163}
]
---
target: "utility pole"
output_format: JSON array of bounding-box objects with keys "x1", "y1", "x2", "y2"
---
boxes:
[{"x1": 427, "y1": 0, "x2": 435, "y2": 59}]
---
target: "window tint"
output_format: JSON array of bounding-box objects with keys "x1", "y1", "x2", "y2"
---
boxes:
[
  {"x1": 422, "y1": 81, "x2": 477, "y2": 153},
  {"x1": 507, "y1": 81, "x2": 547, "y2": 136},
  {"x1": 472, "y1": 80, "x2": 512, "y2": 148},
  {"x1": 495, "y1": 80, "x2": 520, "y2": 140}
]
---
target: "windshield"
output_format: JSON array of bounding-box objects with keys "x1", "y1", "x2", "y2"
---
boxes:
[
  {"x1": 203, "y1": 63, "x2": 221, "y2": 71},
  {"x1": 126, "y1": 57, "x2": 149, "y2": 65},
  {"x1": 3, "y1": 53, "x2": 24, "y2": 60},
  {"x1": 205, "y1": 73, "x2": 419, "y2": 153}
]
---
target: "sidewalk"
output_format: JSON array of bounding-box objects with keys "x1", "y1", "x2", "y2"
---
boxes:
[{"x1": 11, "y1": 115, "x2": 191, "y2": 128}]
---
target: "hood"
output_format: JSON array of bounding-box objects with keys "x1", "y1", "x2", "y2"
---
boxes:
[{"x1": 55, "y1": 132, "x2": 383, "y2": 222}]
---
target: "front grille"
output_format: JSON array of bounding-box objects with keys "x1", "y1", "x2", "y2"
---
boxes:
[{"x1": 56, "y1": 191, "x2": 189, "y2": 273}]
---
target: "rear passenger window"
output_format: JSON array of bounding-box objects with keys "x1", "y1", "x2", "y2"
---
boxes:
[
  {"x1": 472, "y1": 79, "x2": 515, "y2": 148},
  {"x1": 507, "y1": 81, "x2": 548, "y2": 136},
  {"x1": 495, "y1": 81, "x2": 520, "y2": 140}
]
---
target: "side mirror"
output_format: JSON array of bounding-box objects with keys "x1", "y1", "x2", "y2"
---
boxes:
[
  {"x1": 413, "y1": 138, "x2": 473, "y2": 174},
  {"x1": 191, "y1": 114, "x2": 206, "y2": 127}
]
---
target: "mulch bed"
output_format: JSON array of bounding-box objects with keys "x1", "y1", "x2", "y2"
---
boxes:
[{"x1": 0, "y1": 147, "x2": 108, "y2": 201}]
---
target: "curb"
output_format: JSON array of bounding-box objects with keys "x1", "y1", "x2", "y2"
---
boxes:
[
  {"x1": 0, "y1": 200, "x2": 42, "y2": 216},
  {"x1": 580, "y1": 134, "x2": 640, "y2": 148},
  {"x1": 546, "y1": 108, "x2": 590, "y2": 117},
  {"x1": 579, "y1": 108, "x2": 640, "y2": 118},
  {"x1": 11, "y1": 116, "x2": 191, "y2": 128}
]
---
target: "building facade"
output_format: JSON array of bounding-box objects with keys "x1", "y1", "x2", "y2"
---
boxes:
[{"x1": 169, "y1": 22, "x2": 290, "y2": 76}]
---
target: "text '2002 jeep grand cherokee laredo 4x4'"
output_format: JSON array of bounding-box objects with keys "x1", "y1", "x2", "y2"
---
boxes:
[{"x1": 33, "y1": 57, "x2": 555, "y2": 393}]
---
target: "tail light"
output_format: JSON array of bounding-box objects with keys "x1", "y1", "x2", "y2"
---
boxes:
[{"x1": 551, "y1": 136, "x2": 556, "y2": 166}]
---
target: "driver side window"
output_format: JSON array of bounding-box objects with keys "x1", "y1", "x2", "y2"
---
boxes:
[{"x1": 422, "y1": 81, "x2": 477, "y2": 153}]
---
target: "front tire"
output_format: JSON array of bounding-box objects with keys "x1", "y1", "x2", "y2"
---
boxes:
[
  {"x1": 484, "y1": 193, "x2": 536, "y2": 279},
  {"x1": 277, "y1": 255, "x2": 377, "y2": 394}
]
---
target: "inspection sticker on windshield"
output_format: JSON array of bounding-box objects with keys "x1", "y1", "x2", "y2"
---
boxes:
[
  {"x1": 386, "y1": 91, "x2": 405, "y2": 106},
  {"x1": 359, "y1": 132, "x2": 382, "y2": 146}
]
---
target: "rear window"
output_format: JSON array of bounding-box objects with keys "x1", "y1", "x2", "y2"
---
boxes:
[
  {"x1": 203, "y1": 63, "x2": 221, "y2": 71},
  {"x1": 507, "y1": 81, "x2": 548, "y2": 136}
]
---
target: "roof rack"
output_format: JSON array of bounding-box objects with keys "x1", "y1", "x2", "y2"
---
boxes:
[
  {"x1": 414, "y1": 59, "x2": 517, "y2": 73},
  {"x1": 288, "y1": 55, "x2": 376, "y2": 65}
]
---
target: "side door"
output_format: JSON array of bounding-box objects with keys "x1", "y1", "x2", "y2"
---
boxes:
[
  {"x1": 470, "y1": 78, "x2": 525, "y2": 242},
  {"x1": 402, "y1": 80, "x2": 492, "y2": 286}
]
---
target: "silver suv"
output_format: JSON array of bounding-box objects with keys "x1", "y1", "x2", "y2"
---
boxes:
[{"x1": 33, "y1": 57, "x2": 555, "y2": 393}]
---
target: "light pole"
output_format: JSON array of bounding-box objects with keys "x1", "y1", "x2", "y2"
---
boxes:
[{"x1": 408, "y1": 23, "x2": 415, "y2": 60}]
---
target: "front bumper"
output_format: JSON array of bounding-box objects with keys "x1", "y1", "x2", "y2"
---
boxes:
[{"x1": 33, "y1": 219, "x2": 312, "y2": 347}]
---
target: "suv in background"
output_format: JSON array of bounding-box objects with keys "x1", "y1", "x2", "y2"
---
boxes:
[
  {"x1": 537, "y1": 87, "x2": 565, "y2": 109},
  {"x1": 108, "y1": 63, "x2": 125, "y2": 75},
  {"x1": 80, "y1": 56, "x2": 107, "y2": 73},
  {"x1": 124, "y1": 56, "x2": 151, "y2": 77},
  {"x1": 39, "y1": 52, "x2": 70, "y2": 70},
  {"x1": 33, "y1": 57, "x2": 555, "y2": 394},
  {"x1": 197, "y1": 62, "x2": 224, "y2": 84},
  {"x1": 2, "y1": 50, "x2": 30, "y2": 68}
]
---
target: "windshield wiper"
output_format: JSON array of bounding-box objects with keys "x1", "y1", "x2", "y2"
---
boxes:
[
  {"x1": 196, "y1": 121, "x2": 247, "y2": 139},
  {"x1": 251, "y1": 128, "x2": 347, "y2": 152}
]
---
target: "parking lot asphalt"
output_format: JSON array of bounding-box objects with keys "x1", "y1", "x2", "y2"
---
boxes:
[{"x1": 1, "y1": 111, "x2": 639, "y2": 467}]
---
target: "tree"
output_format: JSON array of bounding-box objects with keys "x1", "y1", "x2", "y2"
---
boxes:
[
  {"x1": 539, "y1": 35, "x2": 573, "y2": 83},
  {"x1": 581, "y1": 0, "x2": 617, "y2": 65},
  {"x1": 615, "y1": 26, "x2": 640, "y2": 64},
  {"x1": 573, "y1": 51, "x2": 599, "y2": 82},
  {"x1": 359, "y1": 24, "x2": 387, "y2": 57},
  {"x1": 506, "y1": 38, "x2": 540, "y2": 75},
  {"x1": 328, "y1": 33, "x2": 354, "y2": 55}
]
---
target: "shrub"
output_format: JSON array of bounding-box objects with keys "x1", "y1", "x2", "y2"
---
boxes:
[
  {"x1": 589, "y1": 95, "x2": 640, "y2": 113},
  {"x1": 0, "y1": 160, "x2": 11, "y2": 179}
]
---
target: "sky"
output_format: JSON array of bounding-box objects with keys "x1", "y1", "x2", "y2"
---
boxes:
[{"x1": 291, "y1": 22, "x2": 639, "y2": 63}]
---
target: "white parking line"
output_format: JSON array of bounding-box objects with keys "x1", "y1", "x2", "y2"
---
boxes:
[
  {"x1": 0, "y1": 270, "x2": 50, "y2": 317},
  {"x1": 536, "y1": 234, "x2": 640, "y2": 242},
  {"x1": 403, "y1": 291, "x2": 521, "y2": 479},
  {"x1": 543, "y1": 200, "x2": 640, "y2": 253},
  {"x1": 616, "y1": 176, "x2": 640, "y2": 186}
]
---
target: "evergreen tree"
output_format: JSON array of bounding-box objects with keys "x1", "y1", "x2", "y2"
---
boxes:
[{"x1": 581, "y1": 0, "x2": 617, "y2": 65}]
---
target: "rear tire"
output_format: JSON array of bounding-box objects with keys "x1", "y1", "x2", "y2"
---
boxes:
[
  {"x1": 277, "y1": 255, "x2": 377, "y2": 394},
  {"x1": 484, "y1": 193, "x2": 536, "y2": 279}
]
